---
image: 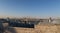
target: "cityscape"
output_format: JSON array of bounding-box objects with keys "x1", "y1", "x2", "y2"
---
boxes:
[
  {"x1": 0, "y1": 17, "x2": 60, "y2": 33},
  {"x1": 0, "y1": 0, "x2": 60, "y2": 33}
]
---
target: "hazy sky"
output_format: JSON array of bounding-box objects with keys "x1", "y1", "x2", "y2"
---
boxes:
[{"x1": 0, "y1": 0, "x2": 60, "y2": 17}]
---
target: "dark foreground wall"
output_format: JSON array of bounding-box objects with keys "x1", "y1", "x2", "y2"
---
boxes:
[{"x1": 9, "y1": 22, "x2": 34, "y2": 28}]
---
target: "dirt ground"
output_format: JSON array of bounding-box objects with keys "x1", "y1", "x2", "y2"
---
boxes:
[
  {"x1": 11, "y1": 24, "x2": 60, "y2": 33},
  {"x1": 1, "y1": 23, "x2": 60, "y2": 33}
]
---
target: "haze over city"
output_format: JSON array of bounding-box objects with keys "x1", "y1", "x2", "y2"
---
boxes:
[{"x1": 0, "y1": 0, "x2": 60, "y2": 18}]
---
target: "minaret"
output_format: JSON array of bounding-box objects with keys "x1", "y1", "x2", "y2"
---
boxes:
[
  {"x1": 6, "y1": 17, "x2": 10, "y2": 22},
  {"x1": 49, "y1": 17, "x2": 52, "y2": 23}
]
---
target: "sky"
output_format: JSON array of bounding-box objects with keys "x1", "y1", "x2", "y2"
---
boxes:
[{"x1": 0, "y1": 0, "x2": 60, "y2": 18}]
